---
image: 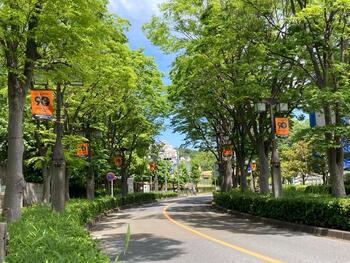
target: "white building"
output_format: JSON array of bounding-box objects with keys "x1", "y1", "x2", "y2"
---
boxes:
[{"x1": 159, "y1": 142, "x2": 178, "y2": 164}]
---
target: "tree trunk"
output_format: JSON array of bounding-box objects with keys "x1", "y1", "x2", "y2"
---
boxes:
[
  {"x1": 240, "y1": 165, "x2": 248, "y2": 192},
  {"x1": 257, "y1": 139, "x2": 270, "y2": 194},
  {"x1": 249, "y1": 173, "x2": 255, "y2": 192},
  {"x1": 121, "y1": 166, "x2": 128, "y2": 196},
  {"x1": 154, "y1": 172, "x2": 158, "y2": 193},
  {"x1": 328, "y1": 147, "x2": 346, "y2": 196},
  {"x1": 52, "y1": 83, "x2": 66, "y2": 213},
  {"x1": 42, "y1": 165, "x2": 51, "y2": 204},
  {"x1": 86, "y1": 164, "x2": 94, "y2": 200},
  {"x1": 221, "y1": 158, "x2": 233, "y2": 192},
  {"x1": 86, "y1": 130, "x2": 94, "y2": 200},
  {"x1": 65, "y1": 167, "x2": 70, "y2": 201},
  {"x1": 4, "y1": 76, "x2": 26, "y2": 222},
  {"x1": 236, "y1": 155, "x2": 247, "y2": 192},
  {"x1": 324, "y1": 105, "x2": 346, "y2": 197},
  {"x1": 232, "y1": 161, "x2": 238, "y2": 188}
]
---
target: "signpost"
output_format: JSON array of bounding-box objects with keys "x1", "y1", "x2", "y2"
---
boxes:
[{"x1": 106, "y1": 172, "x2": 116, "y2": 197}]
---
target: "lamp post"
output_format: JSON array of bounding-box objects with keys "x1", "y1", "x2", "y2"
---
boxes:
[
  {"x1": 256, "y1": 100, "x2": 288, "y2": 198},
  {"x1": 163, "y1": 156, "x2": 172, "y2": 192}
]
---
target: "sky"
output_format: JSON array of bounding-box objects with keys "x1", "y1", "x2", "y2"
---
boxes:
[{"x1": 108, "y1": 0, "x2": 186, "y2": 148}]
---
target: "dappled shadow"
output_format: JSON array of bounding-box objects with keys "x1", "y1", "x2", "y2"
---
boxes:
[
  {"x1": 96, "y1": 233, "x2": 184, "y2": 262},
  {"x1": 167, "y1": 196, "x2": 307, "y2": 238}
]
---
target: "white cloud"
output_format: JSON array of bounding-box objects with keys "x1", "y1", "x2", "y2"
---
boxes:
[{"x1": 108, "y1": 0, "x2": 165, "y2": 16}]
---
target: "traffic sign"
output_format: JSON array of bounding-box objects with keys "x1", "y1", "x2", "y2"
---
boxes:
[{"x1": 106, "y1": 172, "x2": 116, "y2": 181}]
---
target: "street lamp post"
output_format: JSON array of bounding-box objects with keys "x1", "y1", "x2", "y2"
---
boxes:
[
  {"x1": 256, "y1": 100, "x2": 288, "y2": 198},
  {"x1": 163, "y1": 157, "x2": 172, "y2": 192}
]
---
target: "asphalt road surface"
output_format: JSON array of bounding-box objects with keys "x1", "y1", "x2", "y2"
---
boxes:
[{"x1": 90, "y1": 195, "x2": 350, "y2": 263}]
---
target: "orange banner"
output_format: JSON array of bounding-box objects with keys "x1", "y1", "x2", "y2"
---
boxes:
[
  {"x1": 222, "y1": 144, "x2": 234, "y2": 157},
  {"x1": 149, "y1": 162, "x2": 156, "y2": 172},
  {"x1": 275, "y1": 117, "x2": 289, "y2": 136},
  {"x1": 31, "y1": 90, "x2": 54, "y2": 120},
  {"x1": 114, "y1": 155, "x2": 123, "y2": 167},
  {"x1": 251, "y1": 163, "x2": 257, "y2": 171},
  {"x1": 77, "y1": 143, "x2": 89, "y2": 157}
]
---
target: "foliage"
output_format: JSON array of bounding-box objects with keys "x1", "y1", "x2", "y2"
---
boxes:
[
  {"x1": 214, "y1": 190, "x2": 350, "y2": 231},
  {"x1": 6, "y1": 192, "x2": 177, "y2": 262},
  {"x1": 284, "y1": 185, "x2": 350, "y2": 196}
]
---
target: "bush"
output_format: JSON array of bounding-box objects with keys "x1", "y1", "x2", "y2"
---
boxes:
[
  {"x1": 283, "y1": 185, "x2": 350, "y2": 196},
  {"x1": 214, "y1": 190, "x2": 350, "y2": 231},
  {"x1": 6, "y1": 192, "x2": 177, "y2": 262}
]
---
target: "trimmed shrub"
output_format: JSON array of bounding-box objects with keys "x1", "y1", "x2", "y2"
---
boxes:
[
  {"x1": 6, "y1": 192, "x2": 177, "y2": 262},
  {"x1": 214, "y1": 190, "x2": 350, "y2": 231}
]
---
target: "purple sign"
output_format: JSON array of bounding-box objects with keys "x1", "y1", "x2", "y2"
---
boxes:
[{"x1": 106, "y1": 172, "x2": 116, "y2": 181}]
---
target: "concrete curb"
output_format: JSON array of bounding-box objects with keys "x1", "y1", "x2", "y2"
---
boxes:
[
  {"x1": 212, "y1": 203, "x2": 350, "y2": 242},
  {"x1": 86, "y1": 196, "x2": 185, "y2": 231}
]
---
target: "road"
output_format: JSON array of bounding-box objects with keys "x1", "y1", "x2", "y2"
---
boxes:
[{"x1": 90, "y1": 195, "x2": 350, "y2": 263}]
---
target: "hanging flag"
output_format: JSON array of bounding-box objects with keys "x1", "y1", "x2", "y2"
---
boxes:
[
  {"x1": 77, "y1": 143, "x2": 89, "y2": 158},
  {"x1": 149, "y1": 162, "x2": 156, "y2": 172},
  {"x1": 251, "y1": 162, "x2": 257, "y2": 172},
  {"x1": 114, "y1": 155, "x2": 123, "y2": 167},
  {"x1": 31, "y1": 89, "x2": 54, "y2": 120},
  {"x1": 222, "y1": 144, "x2": 234, "y2": 157},
  {"x1": 275, "y1": 117, "x2": 289, "y2": 136}
]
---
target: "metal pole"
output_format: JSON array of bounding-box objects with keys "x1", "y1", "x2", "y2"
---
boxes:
[
  {"x1": 270, "y1": 104, "x2": 282, "y2": 198},
  {"x1": 111, "y1": 180, "x2": 114, "y2": 197},
  {"x1": 165, "y1": 161, "x2": 168, "y2": 192}
]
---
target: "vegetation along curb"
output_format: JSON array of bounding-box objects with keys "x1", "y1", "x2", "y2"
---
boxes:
[{"x1": 212, "y1": 203, "x2": 350, "y2": 241}]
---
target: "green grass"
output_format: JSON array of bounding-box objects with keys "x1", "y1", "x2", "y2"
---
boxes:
[{"x1": 5, "y1": 192, "x2": 177, "y2": 263}]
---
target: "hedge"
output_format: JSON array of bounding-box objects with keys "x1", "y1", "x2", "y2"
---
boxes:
[
  {"x1": 213, "y1": 190, "x2": 350, "y2": 231},
  {"x1": 5, "y1": 192, "x2": 177, "y2": 263},
  {"x1": 284, "y1": 185, "x2": 350, "y2": 195}
]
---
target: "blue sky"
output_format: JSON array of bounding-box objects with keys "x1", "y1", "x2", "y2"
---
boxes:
[{"x1": 108, "y1": 0, "x2": 186, "y2": 148}]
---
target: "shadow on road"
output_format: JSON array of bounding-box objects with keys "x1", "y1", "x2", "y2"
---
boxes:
[
  {"x1": 99, "y1": 233, "x2": 184, "y2": 262},
  {"x1": 168, "y1": 196, "x2": 306, "y2": 238}
]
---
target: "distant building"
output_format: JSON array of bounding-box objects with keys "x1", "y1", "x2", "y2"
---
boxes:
[
  {"x1": 201, "y1": 170, "x2": 213, "y2": 179},
  {"x1": 159, "y1": 142, "x2": 178, "y2": 164}
]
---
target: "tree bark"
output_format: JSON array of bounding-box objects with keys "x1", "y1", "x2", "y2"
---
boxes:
[
  {"x1": 52, "y1": 83, "x2": 66, "y2": 213},
  {"x1": 328, "y1": 147, "x2": 346, "y2": 196},
  {"x1": 257, "y1": 139, "x2": 270, "y2": 194},
  {"x1": 42, "y1": 165, "x2": 51, "y2": 204},
  {"x1": 65, "y1": 167, "x2": 70, "y2": 201},
  {"x1": 86, "y1": 164, "x2": 94, "y2": 200},
  {"x1": 4, "y1": 76, "x2": 26, "y2": 222},
  {"x1": 220, "y1": 158, "x2": 233, "y2": 192},
  {"x1": 324, "y1": 106, "x2": 346, "y2": 197},
  {"x1": 86, "y1": 131, "x2": 94, "y2": 200},
  {"x1": 232, "y1": 161, "x2": 238, "y2": 188}
]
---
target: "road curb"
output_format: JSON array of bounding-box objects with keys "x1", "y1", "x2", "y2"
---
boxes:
[
  {"x1": 86, "y1": 196, "x2": 186, "y2": 231},
  {"x1": 212, "y1": 203, "x2": 350, "y2": 242}
]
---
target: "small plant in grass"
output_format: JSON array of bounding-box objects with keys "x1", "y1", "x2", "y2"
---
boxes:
[{"x1": 114, "y1": 224, "x2": 131, "y2": 263}]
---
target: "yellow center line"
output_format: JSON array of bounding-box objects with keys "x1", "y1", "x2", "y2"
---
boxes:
[{"x1": 163, "y1": 203, "x2": 283, "y2": 263}]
